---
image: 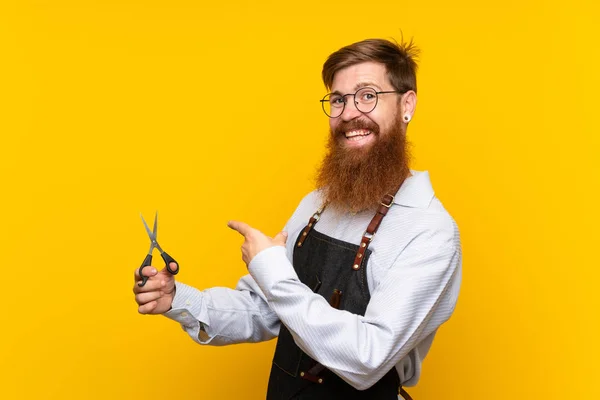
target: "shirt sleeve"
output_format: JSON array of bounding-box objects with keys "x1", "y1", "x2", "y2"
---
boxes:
[
  {"x1": 247, "y1": 235, "x2": 462, "y2": 390},
  {"x1": 162, "y1": 273, "x2": 281, "y2": 345},
  {"x1": 160, "y1": 192, "x2": 317, "y2": 345}
]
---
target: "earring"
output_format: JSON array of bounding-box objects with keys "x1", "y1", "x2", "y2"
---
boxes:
[{"x1": 403, "y1": 115, "x2": 411, "y2": 122}]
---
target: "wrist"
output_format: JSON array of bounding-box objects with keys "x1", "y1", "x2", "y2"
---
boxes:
[{"x1": 167, "y1": 285, "x2": 176, "y2": 311}]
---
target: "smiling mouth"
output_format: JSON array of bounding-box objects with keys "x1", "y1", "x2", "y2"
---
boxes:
[{"x1": 344, "y1": 129, "x2": 372, "y2": 141}]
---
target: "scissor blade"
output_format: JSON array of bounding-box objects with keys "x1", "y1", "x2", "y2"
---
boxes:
[
  {"x1": 153, "y1": 211, "x2": 158, "y2": 239},
  {"x1": 141, "y1": 214, "x2": 155, "y2": 240}
]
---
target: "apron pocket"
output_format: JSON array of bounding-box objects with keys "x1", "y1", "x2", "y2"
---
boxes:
[{"x1": 272, "y1": 325, "x2": 303, "y2": 377}]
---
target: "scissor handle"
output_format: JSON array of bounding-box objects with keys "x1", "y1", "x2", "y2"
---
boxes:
[
  {"x1": 138, "y1": 254, "x2": 153, "y2": 287},
  {"x1": 161, "y1": 251, "x2": 179, "y2": 275}
]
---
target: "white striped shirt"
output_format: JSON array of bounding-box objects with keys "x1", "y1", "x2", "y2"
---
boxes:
[{"x1": 165, "y1": 170, "x2": 462, "y2": 390}]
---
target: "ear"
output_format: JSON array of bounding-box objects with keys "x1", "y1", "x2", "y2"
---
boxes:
[{"x1": 400, "y1": 90, "x2": 417, "y2": 123}]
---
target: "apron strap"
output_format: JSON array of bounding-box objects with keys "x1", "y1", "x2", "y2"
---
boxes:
[
  {"x1": 352, "y1": 193, "x2": 395, "y2": 271},
  {"x1": 296, "y1": 203, "x2": 327, "y2": 248},
  {"x1": 399, "y1": 386, "x2": 414, "y2": 400},
  {"x1": 297, "y1": 190, "x2": 397, "y2": 263}
]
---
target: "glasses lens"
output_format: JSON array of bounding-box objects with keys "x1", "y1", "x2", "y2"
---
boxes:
[
  {"x1": 322, "y1": 93, "x2": 344, "y2": 118},
  {"x1": 355, "y1": 87, "x2": 378, "y2": 114}
]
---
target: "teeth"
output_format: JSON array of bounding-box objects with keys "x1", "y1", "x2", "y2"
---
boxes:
[{"x1": 345, "y1": 129, "x2": 371, "y2": 138}]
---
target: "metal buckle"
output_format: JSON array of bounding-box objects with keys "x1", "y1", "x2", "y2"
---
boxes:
[
  {"x1": 364, "y1": 231, "x2": 374, "y2": 242},
  {"x1": 381, "y1": 194, "x2": 395, "y2": 208}
]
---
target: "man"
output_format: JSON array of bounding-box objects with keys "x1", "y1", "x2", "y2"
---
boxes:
[{"x1": 133, "y1": 38, "x2": 462, "y2": 399}]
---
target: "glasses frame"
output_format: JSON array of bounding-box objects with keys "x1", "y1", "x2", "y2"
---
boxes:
[{"x1": 320, "y1": 87, "x2": 405, "y2": 118}]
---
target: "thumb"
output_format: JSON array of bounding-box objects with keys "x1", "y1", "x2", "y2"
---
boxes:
[
  {"x1": 160, "y1": 262, "x2": 177, "y2": 276},
  {"x1": 273, "y1": 231, "x2": 288, "y2": 246}
]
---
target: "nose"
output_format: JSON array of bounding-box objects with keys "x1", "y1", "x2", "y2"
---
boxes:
[{"x1": 340, "y1": 98, "x2": 362, "y2": 121}]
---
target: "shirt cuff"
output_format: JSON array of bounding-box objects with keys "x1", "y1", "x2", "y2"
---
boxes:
[
  {"x1": 247, "y1": 245, "x2": 298, "y2": 298},
  {"x1": 162, "y1": 281, "x2": 210, "y2": 333}
]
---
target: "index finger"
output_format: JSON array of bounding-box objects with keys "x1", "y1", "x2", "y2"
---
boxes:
[{"x1": 227, "y1": 220, "x2": 253, "y2": 237}]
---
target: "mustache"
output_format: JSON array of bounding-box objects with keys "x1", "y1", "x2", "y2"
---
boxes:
[{"x1": 333, "y1": 119, "x2": 380, "y2": 136}]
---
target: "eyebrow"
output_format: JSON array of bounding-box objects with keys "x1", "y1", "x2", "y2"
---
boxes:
[
  {"x1": 330, "y1": 81, "x2": 383, "y2": 95},
  {"x1": 353, "y1": 81, "x2": 382, "y2": 91}
]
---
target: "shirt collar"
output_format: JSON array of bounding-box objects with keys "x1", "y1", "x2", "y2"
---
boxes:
[{"x1": 392, "y1": 170, "x2": 435, "y2": 208}]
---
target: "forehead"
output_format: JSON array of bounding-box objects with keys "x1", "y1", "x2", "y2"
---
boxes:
[{"x1": 330, "y1": 61, "x2": 390, "y2": 92}]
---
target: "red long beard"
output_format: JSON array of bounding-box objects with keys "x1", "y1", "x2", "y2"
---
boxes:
[{"x1": 316, "y1": 114, "x2": 411, "y2": 213}]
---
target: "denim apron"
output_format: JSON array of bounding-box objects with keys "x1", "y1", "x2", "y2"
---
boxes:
[{"x1": 266, "y1": 197, "x2": 411, "y2": 399}]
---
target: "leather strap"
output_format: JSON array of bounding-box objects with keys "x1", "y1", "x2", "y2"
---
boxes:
[
  {"x1": 329, "y1": 289, "x2": 342, "y2": 309},
  {"x1": 298, "y1": 192, "x2": 397, "y2": 268},
  {"x1": 352, "y1": 193, "x2": 395, "y2": 271},
  {"x1": 296, "y1": 203, "x2": 327, "y2": 248},
  {"x1": 399, "y1": 386, "x2": 413, "y2": 400}
]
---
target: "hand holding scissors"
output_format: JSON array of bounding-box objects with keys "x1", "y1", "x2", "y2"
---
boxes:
[{"x1": 138, "y1": 212, "x2": 179, "y2": 287}]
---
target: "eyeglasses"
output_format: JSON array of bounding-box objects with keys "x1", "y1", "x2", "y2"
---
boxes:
[{"x1": 320, "y1": 87, "x2": 404, "y2": 118}]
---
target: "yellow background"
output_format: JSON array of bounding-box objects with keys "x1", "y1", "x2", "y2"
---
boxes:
[{"x1": 1, "y1": 1, "x2": 598, "y2": 399}]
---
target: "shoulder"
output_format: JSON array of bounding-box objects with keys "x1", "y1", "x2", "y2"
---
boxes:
[
  {"x1": 292, "y1": 189, "x2": 327, "y2": 218},
  {"x1": 385, "y1": 170, "x2": 460, "y2": 251},
  {"x1": 283, "y1": 189, "x2": 325, "y2": 230},
  {"x1": 297, "y1": 189, "x2": 324, "y2": 210},
  {"x1": 413, "y1": 197, "x2": 460, "y2": 250},
  {"x1": 375, "y1": 200, "x2": 460, "y2": 266}
]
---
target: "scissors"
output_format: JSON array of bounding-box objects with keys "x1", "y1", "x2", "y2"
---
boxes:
[{"x1": 138, "y1": 212, "x2": 179, "y2": 287}]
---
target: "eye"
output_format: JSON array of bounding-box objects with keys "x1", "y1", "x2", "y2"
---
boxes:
[
  {"x1": 359, "y1": 89, "x2": 377, "y2": 102},
  {"x1": 330, "y1": 95, "x2": 345, "y2": 107}
]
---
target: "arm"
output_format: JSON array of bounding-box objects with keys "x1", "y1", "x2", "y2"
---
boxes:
[
  {"x1": 163, "y1": 273, "x2": 281, "y2": 345},
  {"x1": 159, "y1": 192, "x2": 320, "y2": 345},
  {"x1": 158, "y1": 194, "x2": 312, "y2": 345},
  {"x1": 247, "y1": 237, "x2": 462, "y2": 390}
]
